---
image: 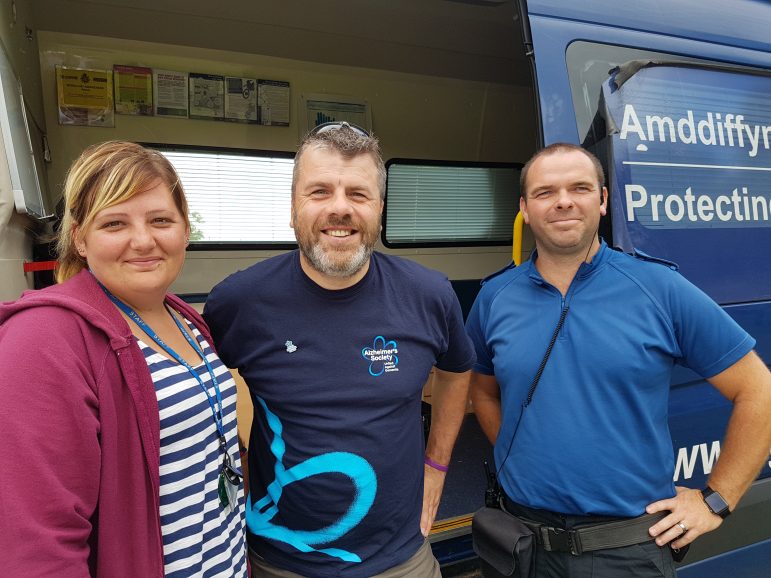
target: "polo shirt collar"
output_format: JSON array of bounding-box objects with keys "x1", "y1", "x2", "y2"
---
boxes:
[{"x1": 526, "y1": 238, "x2": 611, "y2": 285}]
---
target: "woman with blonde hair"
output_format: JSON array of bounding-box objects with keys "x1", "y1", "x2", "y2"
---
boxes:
[{"x1": 0, "y1": 141, "x2": 247, "y2": 577}]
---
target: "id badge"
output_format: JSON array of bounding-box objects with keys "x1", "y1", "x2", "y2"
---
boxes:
[
  {"x1": 224, "y1": 471, "x2": 239, "y2": 510},
  {"x1": 218, "y1": 453, "x2": 242, "y2": 511}
]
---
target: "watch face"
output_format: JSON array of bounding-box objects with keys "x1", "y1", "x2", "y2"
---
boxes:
[{"x1": 704, "y1": 490, "x2": 729, "y2": 516}]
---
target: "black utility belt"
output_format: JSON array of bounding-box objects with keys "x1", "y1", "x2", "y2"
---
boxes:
[{"x1": 512, "y1": 509, "x2": 667, "y2": 556}]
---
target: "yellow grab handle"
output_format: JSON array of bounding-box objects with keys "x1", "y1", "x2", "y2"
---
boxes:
[{"x1": 512, "y1": 211, "x2": 524, "y2": 265}]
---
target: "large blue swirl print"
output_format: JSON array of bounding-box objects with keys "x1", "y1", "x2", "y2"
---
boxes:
[{"x1": 246, "y1": 397, "x2": 378, "y2": 563}]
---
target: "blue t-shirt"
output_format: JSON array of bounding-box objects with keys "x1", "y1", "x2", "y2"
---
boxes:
[
  {"x1": 465, "y1": 242, "x2": 755, "y2": 517},
  {"x1": 204, "y1": 251, "x2": 475, "y2": 577}
]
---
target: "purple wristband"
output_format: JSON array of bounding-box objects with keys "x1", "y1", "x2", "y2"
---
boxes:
[{"x1": 424, "y1": 456, "x2": 449, "y2": 472}]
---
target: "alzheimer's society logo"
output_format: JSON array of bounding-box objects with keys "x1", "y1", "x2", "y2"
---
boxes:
[{"x1": 361, "y1": 336, "x2": 399, "y2": 376}]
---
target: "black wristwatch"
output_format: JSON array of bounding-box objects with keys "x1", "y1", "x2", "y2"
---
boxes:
[{"x1": 702, "y1": 486, "x2": 731, "y2": 519}]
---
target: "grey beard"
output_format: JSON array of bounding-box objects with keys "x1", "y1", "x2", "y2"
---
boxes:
[{"x1": 305, "y1": 242, "x2": 372, "y2": 278}]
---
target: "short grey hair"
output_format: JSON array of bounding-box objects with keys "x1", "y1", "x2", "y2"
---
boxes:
[{"x1": 292, "y1": 125, "x2": 386, "y2": 199}]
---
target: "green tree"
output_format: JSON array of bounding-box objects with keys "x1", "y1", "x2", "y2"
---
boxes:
[{"x1": 188, "y1": 211, "x2": 206, "y2": 241}]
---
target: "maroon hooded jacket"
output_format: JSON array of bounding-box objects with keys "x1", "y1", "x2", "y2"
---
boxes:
[{"x1": 0, "y1": 269, "x2": 216, "y2": 577}]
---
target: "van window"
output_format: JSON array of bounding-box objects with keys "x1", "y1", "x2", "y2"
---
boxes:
[
  {"x1": 566, "y1": 43, "x2": 771, "y2": 304},
  {"x1": 383, "y1": 160, "x2": 520, "y2": 247},
  {"x1": 156, "y1": 147, "x2": 295, "y2": 246},
  {"x1": 566, "y1": 42, "x2": 703, "y2": 144}
]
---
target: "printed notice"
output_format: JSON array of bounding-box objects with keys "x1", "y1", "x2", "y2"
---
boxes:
[
  {"x1": 258, "y1": 79, "x2": 290, "y2": 126},
  {"x1": 303, "y1": 95, "x2": 369, "y2": 133},
  {"x1": 225, "y1": 77, "x2": 258, "y2": 123},
  {"x1": 114, "y1": 65, "x2": 152, "y2": 115},
  {"x1": 56, "y1": 66, "x2": 114, "y2": 127},
  {"x1": 189, "y1": 73, "x2": 224, "y2": 120},
  {"x1": 153, "y1": 69, "x2": 188, "y2": 118}
]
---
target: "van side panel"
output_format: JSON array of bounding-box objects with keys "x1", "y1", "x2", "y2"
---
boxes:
[{"x1": 524, "y1": 0, "x2": 771, "y2": 571}]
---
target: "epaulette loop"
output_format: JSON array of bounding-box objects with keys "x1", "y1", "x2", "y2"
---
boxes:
[
  {"x1": 631, "y1": 248, "x2": 679, "y2": 271},
  {"x1": 480, "y1": 261, "x2": 517, "y2": 285}
]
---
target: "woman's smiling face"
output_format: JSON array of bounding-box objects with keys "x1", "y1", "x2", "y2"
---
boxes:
[{"x1": 76, "y1": 180, "x2": 189, "y2": 307}]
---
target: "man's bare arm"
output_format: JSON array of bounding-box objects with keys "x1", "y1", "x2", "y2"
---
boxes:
[
  {"x1": 421, "y1": 367, "x2": 471, "y2": 536},
  {"x1": 469, "y1": 371, "x2": 502, "y2": 445},
  {"x1": 648, "y1": 351, "x2": 771, "y2": 548}
]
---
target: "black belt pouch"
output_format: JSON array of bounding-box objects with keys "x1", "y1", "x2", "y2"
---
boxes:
[{"x1": 472, "y1": 506, "x2": 535, "y2": 578}]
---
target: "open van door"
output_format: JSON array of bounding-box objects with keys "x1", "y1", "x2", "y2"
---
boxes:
[{"x1": 519, "y1": 0, "x2": 771, "y2": 574}]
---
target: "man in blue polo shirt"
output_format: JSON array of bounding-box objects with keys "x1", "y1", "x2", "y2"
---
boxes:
[
  {"x1": 466, "y1": 143, "x2": 771, "y2": 577},
  {"x1": 205, "y1": 123, "x2": 475, "y2": 577}
]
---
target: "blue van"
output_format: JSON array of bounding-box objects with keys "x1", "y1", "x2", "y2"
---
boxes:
[
  {"x1": 1, "y1": 0, "x2": 767, "y2": 575},
  {"x1": 437, "y1": 2, "x2": 771, "y2": 575}
]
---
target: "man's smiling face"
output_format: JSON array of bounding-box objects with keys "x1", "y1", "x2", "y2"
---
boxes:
[{"x1": 291, "y1": 146, "x2": 383, "y2": 287}]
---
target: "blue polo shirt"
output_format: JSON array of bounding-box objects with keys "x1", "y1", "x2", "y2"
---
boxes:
[
  {"x1": 205, "y1": 250, "x2": 475, "y2": 577},
  {"x1": 465, "y1": 242, "x2": 754, "y2": 517}
]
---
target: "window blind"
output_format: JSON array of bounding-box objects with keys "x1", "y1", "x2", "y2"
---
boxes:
[
  {"x1": 160, "y1": 150, "x2": 295, "y2": 243},
  {"x1": 385, "y1": 163, "x2": 519, "y2": 245}
]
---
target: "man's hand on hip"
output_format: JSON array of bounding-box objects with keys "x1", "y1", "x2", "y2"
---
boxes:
[{"x1": 646, "y1": 486, "x2": 723, "y2": 549}]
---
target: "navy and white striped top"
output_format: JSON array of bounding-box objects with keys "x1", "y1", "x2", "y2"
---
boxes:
[{"x1": 138, "y1": 317, "x2": 247, "y2": 578}]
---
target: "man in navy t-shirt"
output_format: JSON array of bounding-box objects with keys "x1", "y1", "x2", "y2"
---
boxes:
[{"x1": 204, "y1": 122, "x2": 475, "y2": 577}]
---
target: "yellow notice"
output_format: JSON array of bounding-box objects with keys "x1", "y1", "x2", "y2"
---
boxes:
[{"x1": 56, "y1": 66, "x2": 114, "y2": 126}]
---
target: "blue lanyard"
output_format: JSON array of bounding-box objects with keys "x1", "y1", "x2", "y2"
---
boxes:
[{"x1": 99, "y1": 284, "x2": 227, "y2": 445}]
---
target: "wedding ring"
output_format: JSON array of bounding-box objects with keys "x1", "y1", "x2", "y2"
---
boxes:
[{"x1": 677, "y1": 522, "x2": 688, "y2": 534}]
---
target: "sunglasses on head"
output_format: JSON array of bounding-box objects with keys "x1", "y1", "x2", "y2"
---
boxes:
[{"x1": 310, "y1": 121, "x2": 370, "y2": 137}]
